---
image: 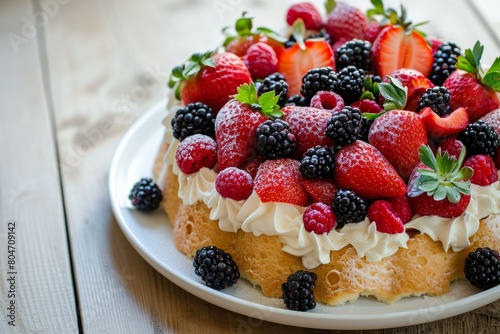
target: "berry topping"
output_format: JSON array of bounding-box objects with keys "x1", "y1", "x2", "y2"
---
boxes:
[
  {"x1": 464, "y1": 247, "x2": 500, "y2": 290},
  {"x1": 175, "y1": 134, "x2": 217, "y2": 174},
  {"x1": 256, "y1": 119, "x2": 296, "y2": 159},
  {"x1": 325, "y1": 2, "x2": 368, "y2": 42},
  {"x1": 300, "y1": 145, "x2": 334, "y2": 179},
  {"x1": 258, "y1": 72, "x2": 289, "y2": 107},
  {"x1": 286, "y1": 2, "x2": 323, "y2": 31},
  {"x1": 215, "y1": 167, "x2": 254, "y2": 200},
  {"x1": 254, "y1": 158, "x2": 309, "y2": 206},
  {"x1": 458, "y1": 121, "x2": 500, "y2": 157},
  {"x1": 171, "y1": 102, "x2": 215, "y2": 141},
  {"x1": 335, "y1": 39, "x2": 373, "y2": 72},
  {"x1": 281, "y1": 270, "x2": 317, "y2": 311},
  {"x1": 331, "y1": 189, "x2": 368, "y2": 227},
  {"x1": 325, "y1": 106, "x2": 363, "y2": 148},
  {"x1": 334, "y1": 66, "x2": 365, "y2": 105},
  {"x1": 416, "y1": 86, "x2": 452, "y2": 116},
  {"x1": 286, "y1": 94, "x2": 309, "y2": 106},
  {"x1": 368, "y1": 200, "x2": 404, "y2": 234},
  {"x1": 128, "y1": 178, "x2": 163, "y2": 212},
  {"x1": 303, "y1": 202, "x2": 336, "y2": 234},
  {"x1": 243, "y1": 42, "x2": 279, "y2": 81},
  {"x1": 407, "y1": 145, "x2": 473, "y2": 218},
  {"x1": 429, "y1": 42, "x2": 461, "y2": 86},
  {"x1": 309, "y1": 91, "x2": 344, "y2": 112},
  {"x1": 387, "y1": 195, "x2": 414, "y2": 224},
  {"x1": 301, "y1": 178, "x2": 337, "y2": 205},
  {"x1": 193, "y1": 246, "x2": 240, "y2": 290},
  {"x1": 438, "y1": 138, "x2": 465, "y2": 159},
  {"x1": 463, "y1": 155, "x2": 499, "y2": 186},
  {"x1": 418, "y1": 107, "x2": 469, "y2": 141},
  {"x1": 385, "y1": 68, "x2": 433, "y2": 112},
  {"x1": 300, "y1": 67, "x2": 339, "y2": 101}
]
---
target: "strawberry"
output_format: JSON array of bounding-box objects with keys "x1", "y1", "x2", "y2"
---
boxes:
[
  {"x1": 407, "y1": 145, "x2": 472, "y2": 218},
  {"x1": 418, "y1": 107, "x2": 469, "y2": 140},
  {"x1": 369, "y1": 109, "x2": 428, "y2": 180},
  {"x1": 278, "y1": 20, "x2": 335, "y2": 95},
  {"x1": 479, "y1": 108, "x2": 500, "y2": 137},
  {"x1": 368, "y1": 200, "x2": 404, "y2": 234},
  {"x1": 301, "y1": 178, "x2": 337, "y2": 205},
  {"x1": 443, "y1": 42, "x2": 500, "y2": 122},
  {"x1": 215, "y1": 83, "x2": 282, "y2": 170},
  {"x1": 386, "y1": 68, "x2": 434, "y2": 111},
  {"x1": 286, "y1": 2, "x2": 323, "y2": 31},
  {"x1": 242, "y1": 42, "x2": 278, "y2": 80},
  {"x1": 372, "y1": 26, "x2": 433, "y2": 78},
  {"x1": 169, "y1": 52, "x2": 252, "y2": 113},
  {"x1": 364, "y1": 21, "x2": 387, "y2": 44},
  {"x1": 223, "y1": 14, "x2": 285, "y2": 58},
  {"x1": 427, "y1": 36, "x2": 444, "y2": 53},
  {"x1": 282, "y1": 105, "x2": 333, "y2": 158},
  {"x1": 387, "y1": 195, "x2": 414, "y2": 224},
  {"x1": 325, "y1": 2, "x2": 368, "y2": 42},
  {"x1": 254, "y1": 158, "x2": 309, "y2": 206},
  {"x1": 334, "y1": 140, "x2": 407, "y2": 199}
]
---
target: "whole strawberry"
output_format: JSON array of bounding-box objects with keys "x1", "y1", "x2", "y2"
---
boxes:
[
  {"x1": 443, "y1": 41, "x2": 500, "y2": 122},
  {"x1": 169, "y1": 52, "x2": 252, "y2": 113},
  {"x1": 215, "y1": 83, "x2": 282, "y2": 170},
  {"x1": 286, "y1": 2, "x2": 323, "y2": 31},
  {"x1": 407, "y1": 145, "x2": 472, "y2": 218},
  {"x1": 334, "y1": 140, "x2": 407, "y2": 199},
  {"x1": 325, "y1": 1, "x2": 368, "y2": 42}
]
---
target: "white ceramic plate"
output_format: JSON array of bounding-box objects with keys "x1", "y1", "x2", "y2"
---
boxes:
[{"x1": 109, "y1": 100, "x2": 500, "y2": 330}]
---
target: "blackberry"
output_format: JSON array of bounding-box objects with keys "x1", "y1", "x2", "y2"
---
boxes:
[
  {"x1": 128, "y1": 178, "x2": 163, "y2": 212},
  {"x1": 335, "y1": 39, "x2": 373, "y2": 72},
  {"x1": 331, "y1": 189, "x2": 367, "y2": 228},
  {"x1": 171, "y1": 102, "x2": 215, "y2": 141},
  {"x1": 430, "y1": 42, "x2": 461, "y2": 86},
  {"x1": 300, "y1": 67, "x2": 339, "y2": 101},
  {"x1": 286, "y1": 94, "x2": 309, "y2": 106},
  {"x1": 300, "y1": 145, "x2": 334, "y2": 179},
  {"x1": 464, "y1": 247, "x2": 500, "y2": 290},
  {"x1": 325, "y1": 106, "x2": 363, "y2": 148},
  {"x1": 193, "y1": 246, "x2": 240, "y2": 290},
  {"x1": 358, "y1": 116, "x2": 373, "y2": 143},
  {"x1": 458, "y1": 121, "x2": 500, "y2": 157},
  {"x1": 258, "y1": 73, "x2": 289, "y2": 107},
  {"x1": 256, "y1": 119, "x2": 296, "y2": 159},
  {"x1": 334, "y1": 66, "x2": 365, "y2": 105},
  {"x1": 416, "y1": 86, "x2": 452, "y2": 116},
  {"x1": 285, "y1": 30, "x2": 331, "y2": 48},
  {"x1": 281, "y1": 270, "x2": 317, "y2": 312}
]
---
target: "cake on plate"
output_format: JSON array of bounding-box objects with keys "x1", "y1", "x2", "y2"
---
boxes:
[{"x1": 146, "y1": 0, "x2": 500, "y2": 309}]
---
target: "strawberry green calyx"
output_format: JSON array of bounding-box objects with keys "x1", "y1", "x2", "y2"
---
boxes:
[
  {"x1": 363, "y1": 76, "x2": 406, "y2": 120},
  {"x1": 408, "y1": 145, "x2": 473, "y2": 204},
  {"x1": 457, "y1": 41, "x2": 500, "y2": 91},
  {"x1": 168, "y1": 51, "x2": 215, "y2": 99},
  {"x1": 360, "y1": 76, "x2": 380, "y2": 101},
  {"x1": 325, "y1": 0, "x2": 336, "y2": 15},
  {"x1": 292, "y1": 19, "x2": 307, "y2": 51},
  {"x1": 234, "y1": 83, "x2": 283, "y2": 118},
  {"x1": 367, "y1": 0, "x2": 427, "y2": 33},
  {"x1": 222, "y1": 12, "x2": 286, "y2": 47}
]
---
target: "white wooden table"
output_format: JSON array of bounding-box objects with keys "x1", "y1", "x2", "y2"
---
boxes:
[{"x1": 1, "y1": 0, "x2": 499, "y2": 333}]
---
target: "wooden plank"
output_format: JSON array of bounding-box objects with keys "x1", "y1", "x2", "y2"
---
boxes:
[
  {"x1": 0, "y1": 0, "x2": 78, "y2": 333},
  {"x1": 43, "y1": 0, "x2": 499, "y2": 333}
]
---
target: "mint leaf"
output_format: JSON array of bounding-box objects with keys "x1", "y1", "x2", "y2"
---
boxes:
[{"x1": 484, "y1": 57, "x2": 500, "y2": 91}]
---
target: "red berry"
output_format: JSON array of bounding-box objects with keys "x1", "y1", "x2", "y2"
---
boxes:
[
  {"x1": 175, "y1": 134, "x2": 217, "y2": 174},
  {"x1": 242, "y1": 42, "x2": 278, "y2": 80},
  {"x1": 310, "y1": 91, "x2": 344, "y2": 112},
  {"x1": 464, "y1": 155, "x2": 499, "y2": 186},
  {"x1": 303, "y1": 202, "x2": 336, "y2": 234},
  {"x1": 325, "y1": 3, "x2": 367, "y2": 42},
  {"x1": 286, "y1": 2, "x2": 323, "y2": 31},
  {"x1": 215, "y1": 167, "x2": 254, "y2": 200},
  {"x1": 241, "y1": 155, "x2": 266, "y2": 179},
  {"x1": 350, "y1": 99, "x2": 382, "y2": 114},
  {"x1": 418, "y1": 107, "x2": 469, "y2": 140},
  {"x1": 301, "y1": 178, "x2": 337, "y2": 204},
  {"x1": 438, "y1": 138, "x2": 464, "y2": 159},
  {"x1": 387, "y1": 196, "x2": 414, "y2": 224},
  {"x1": 368, "y1": 200, "x2": 404, "y2": 234}
]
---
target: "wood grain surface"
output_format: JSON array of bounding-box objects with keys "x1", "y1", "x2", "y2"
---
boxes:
[{"x1": 1, "y1": 0, "x2": 499, "y2": 333}]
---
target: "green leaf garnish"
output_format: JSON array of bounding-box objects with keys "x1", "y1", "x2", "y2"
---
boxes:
[
  {"x1": 222, "y1": 13, "x2": 286, "y2": 47},
  {"x1": 484, "y1": 57, "x2": 500, "y2": 91},
  {"x1": 378, "y1": 76, "x2": 407, "y2": 111},
  {"x1": 325, "y1": 0, "x2": 336, "y2": 15},
  {"x1": 234, "y1": 83, "x2": 283, "y2": 118},
  {"x1": 409, "y1": 144, "x2": 472, "y2": 204}
]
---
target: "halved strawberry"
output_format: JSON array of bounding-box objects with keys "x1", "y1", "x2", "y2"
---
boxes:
[
  {"x1": 254, "y1": 158, "x2": 309, "y2": 206},
  {"x1": 418, "y1": 107, "x2": 469, "y2": 140},
  {"x1": 278, "y1": 20, "x2": 334, "y2": 95},
  {"x1": 372, "y1": 25, "x2": 433, "y2": 78}
]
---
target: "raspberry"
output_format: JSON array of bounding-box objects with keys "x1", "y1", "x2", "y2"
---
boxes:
[
  {"x1": 303, "y1": 202, "x2": 336, "y2": 234},
  {"x1": 193, "y1": 246, "x2": 240, "y2": 290},
  {"x1": 387, "y1": 196, "x2": 414, "y2": 224},
  {"x1": 286, "y1": 2, "x2": 323, "y2": 31},
  {"x1": 464, "y1": 247, "x2": 500, "y2": 290},
  {"x1": 309, "y1": 91, "x2": 344, "y2": 112},
  {"x1": 281, "y1": 270, "x2": 317, "y2": 311},
  {"x1": 175, "y1": 134, "x2": 217, "y2": 174},
  {"x1": 128, "y1": 178, "x2": 163, "y2": 212},
  {"x1": 464, "y1": 155, "x2": 499, "y2": 186},
  {"x1": 215, "y1": 167, "x2": 254, "y2": 200},
  {"x1": 368, "y1": 200, "x2": 404, "y2": 234},
  {"x1": 241, "y1": 156, "x2": 266, "y2": 179},
  {"x1": 438, "y1": 138, "x2": 465, "y2": 159},
  {"x1": 242, "y1": 42, "x2": 278, "y2": 80},
  {"x1": 301, "y1": 178, "x2": 337, "y2": 205}
]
